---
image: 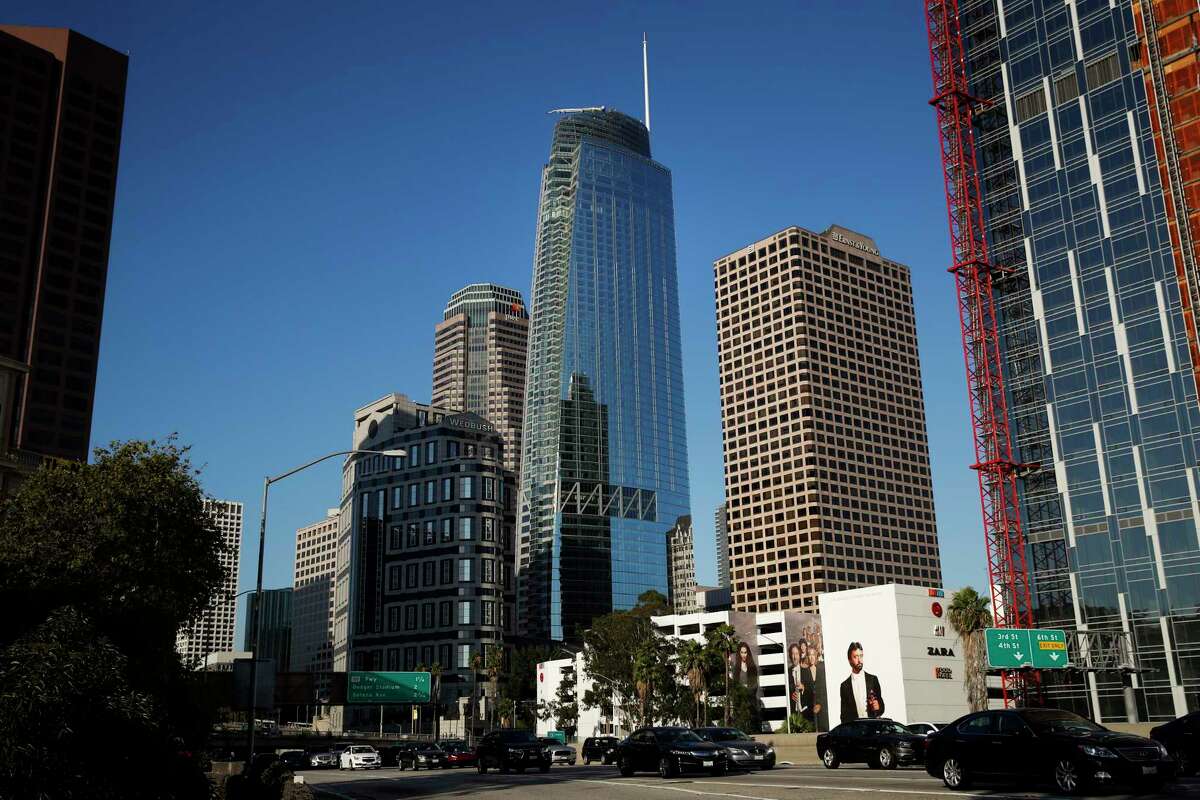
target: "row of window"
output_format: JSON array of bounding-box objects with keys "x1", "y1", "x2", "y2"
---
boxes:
[
  {"x1": 386, "y1": 556, "x2": 506, "y2": 590},
  {"x1": 387, "y1": 475, "x2": 499, "y2": 509},
  {"x1": 388, "y1": 516, "x2": 504, "y2": 548},
  {"x1": 385, "y1": 598, "x2": 505, "y2": 631},
  {"x1": 356, "y1": 439, "x2": 499, "y2": 477}
]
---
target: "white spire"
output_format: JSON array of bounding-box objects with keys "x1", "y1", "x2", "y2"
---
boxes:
[{"x1": 643, "y1": 32, "x2": 651, "y2": 131}]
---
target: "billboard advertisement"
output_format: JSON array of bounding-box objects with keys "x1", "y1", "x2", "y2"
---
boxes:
[
  {"x1": 784, "y1": 612, "x2": 828, "y2": 731},
  {"x1": 820, "y1": 586, "x2": 902, "y2": 726}
]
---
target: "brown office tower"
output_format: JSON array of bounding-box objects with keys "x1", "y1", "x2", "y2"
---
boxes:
[
  {"x1": 714, "y1": 225, "x2": 942, "y2": 613},
  {"x1": 0, "y1": 27, "x2": 127, "y2": 493},
  {"x1": 431, "y1": 284, "x2": 528, "y2": 474}
]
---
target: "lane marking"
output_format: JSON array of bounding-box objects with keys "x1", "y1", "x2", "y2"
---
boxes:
[{"x1": 583, "y1": 777, "x2": 1056, "y2": 800}]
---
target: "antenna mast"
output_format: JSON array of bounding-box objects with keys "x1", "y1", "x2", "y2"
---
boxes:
[{"x1": 642, "y1": 32, "x2": 651, "y2": 131}]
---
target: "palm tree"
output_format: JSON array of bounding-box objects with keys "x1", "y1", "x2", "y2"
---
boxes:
[
  {"x1": 485, "y1": 644, "x2": 504, "y2": 728},
  {"x1": 632, "y1": 643, "x2": 657, "y2": 727},
  {"x1": 676, "y1": 640, "x2": 709, "y2": 727},
  {"x1": 470, "y1": 651, "x2": 484, "y2": 742},
  {"x1": 948, "y1": 587, "x2": 993, "y2": 712},
  {"x1": 429, "y1": 662, "x2": 443, "y2": 741},
  {"x1": 705, "y1": 624, "x2": 739, "y2": 725}
]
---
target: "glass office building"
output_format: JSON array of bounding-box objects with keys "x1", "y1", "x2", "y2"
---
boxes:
[
  {"x1": 956, "y1": 0, "x2": 1199, "y2": 718},
  {"x1": 518, "y1": 108, "x2": 690, "y2": 641}
]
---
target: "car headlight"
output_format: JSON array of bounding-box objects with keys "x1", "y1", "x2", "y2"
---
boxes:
[
  {"x1": 1081, "y1": 744, "x2": 1118, "y2": 759},
  {"x1": 766, "y1": 746, "x2": 775, "y2": 754},
  {"x1": 1154, "y1": 742, "x2": 1169, "y2": 757},
  {"x1": 726, "y1": 747, "x2": 747, "y2": 756},
  {"x1": 508, "y1": 748, "x2": 522, "y2": 756}
]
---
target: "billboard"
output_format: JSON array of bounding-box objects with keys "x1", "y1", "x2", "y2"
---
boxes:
[{"x1": 784, "y1": 612, "x2": 828, "y2": 732}]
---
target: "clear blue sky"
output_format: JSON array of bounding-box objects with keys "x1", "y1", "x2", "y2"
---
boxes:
[{"x1": 17, "y1": 0, "x2": 989, "y2": 642}]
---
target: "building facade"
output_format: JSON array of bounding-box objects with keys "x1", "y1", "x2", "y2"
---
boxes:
[
  {"x1": 431, "y1": 284, "x2": 529, "y2": 475},
  {"x1": 713, "y1": 225, "x2": 942, "y2": 614},
  {"x1": 176, "y1": 499, "x2": 243, "y2": 666},
  {"x1": 950, "y1": 0, "x2": 1199, "y2": 719},
  {"x1": 333, "y1": 394, "x2": 516, "y2": 729},
  {"x1": 291, "y1": 509, "x2": 338, "y2": 675},
  {"x1": 667, "y1": 516, "x2": 698, "y2": 614},
  {"x1": 518, "y1": 108, "x2": 691, "y2": 641},
  {"x1": 243, "y1": 587, "x2": 292, "y2": 673},
  {"x1": 715, "y1": 503, "x2": 730, "y2": 589},
  {"x1": 0, "y1": 27, "x2": 127, "y2": 494}
]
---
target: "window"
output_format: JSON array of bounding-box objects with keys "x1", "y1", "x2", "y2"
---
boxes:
[
  {"x1": 404, "y1": 647, "x2": 417, "y2": 670},
  {"x1": 409, "y1": 484, "x2": 419, "y2": 506},
  {"x1": 439, "y1": 644, "x2": 452, "y2": 669},
  {"x1": 459, "y1": 558, "x2": 473, "y2": 582},
  {"x1": 417, "y1": 410, "x2": 428, "y2": 426},
  {"x1": 409, "y1": 444, "x2": 422, "y2": 467},
  {"x1": 465, "y1": 443, "x2": 476, "y2": 457},
  {"x1": 482, "y1": 558, "x2": 495, "y2": 583},
  {"x1": 442, "y1": 477, "x2": 453, "y2": 501},
  {"x1": 460, "y1": 476, "x2": 474, "y2": 498},
  {"x1": 440, "y1": 600, "x2": 452, "y2": 627},
  {"x1": 440, "y1": 559, "x2": 453, "y2": 584},
  {"x1": 1014, "y1": 88, "x2": 1046, "y2": 122},
  {"x1": 392, "y1": 487, "x2": 403, "y2": 509},
  {"x1": 406, "y1": 563, "x2": 419, "y2": 588},
  {"x1": 423, "y1": 520, "x2": 435, "y2": 545},
  {"x1": 388, "y1": 565, "x2": 401, "y2": 591},
  {"x1": 406, "y1": 522, "x2": 419, "y2": 548},
  {"x1": 388, "y1": 606, "x2": 400, "y2": 631},
  {"x1": 425, "y1": 481, "x2": 436, "y2": 504},
  {"x1": 484, "y1": 477, "x2": 495, "y2": 500},
  {"x1": 421, "y1": 602, "x2": 434, "y2": 628},
  {"x1": 423, "y1": 561, "x2": 435, "y2": 586},
  {"x1": 482, "y1": 517, "x2": 496, "y2": 541},
  {"x1": 448, "y1": 441, "x2": 460, "y2": 458},
  {"x1": 389, "y1": 526, "x2": 402, "y2": 550},
  {"x1": 426, "y1": 442, "x2": 437, "y2": 465},
  {"x1": 460, "y1": 517, "x2": 474, "y2": 540},
  {"x1": 458, "y1": 601, "x2": 472, "y2": 625},
  {"x1": 404, "y1": 605, "x2": 417, "y2": 630},
  {"x1": 959, "y1": 714, "x2": 994, "y2": 734},
  {"x1": 457, "y1": 643, "x2": 471, "y2": 669},
  {"x1": 483, "y1": 601, "x2": 496, "y2": 626},
  {"x1": 1085, "y1": 52, "x2": 1120, "y2": 90},
  {"x1": 441, "y1": 518, "x2": 454, "y2": 542}
]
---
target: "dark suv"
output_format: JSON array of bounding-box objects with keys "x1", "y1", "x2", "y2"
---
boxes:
[
  {"x1": 694, "y1": 727, "x2": 775, "y2": 770},
  {"x1": 615, "y1": 727, "x2": 728, "y2": 778},
  {"x1": 925, "y1": 708, "x2": 1175, "y2": 794},
  {"x1": 581, "y1": 736, "x2": 620, "y2": 765},
  {"x1": 475, "y1": 730, "x2": 551, "y2": 774},
  {"x1": 1151, "y1": 711, "x2": 1198, "y2": 777},
  {"x1": 817, "y1": 719, "x2": 924, "y2": 769}
]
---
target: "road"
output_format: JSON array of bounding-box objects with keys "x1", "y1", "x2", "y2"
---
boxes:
[{"x1": 302, "y1": 763, "x2": 1199, "y2": 800}]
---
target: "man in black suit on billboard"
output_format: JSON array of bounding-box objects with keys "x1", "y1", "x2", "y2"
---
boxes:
[{"x1": 839, "y1": 641, "x2": 884, "y2": 724}]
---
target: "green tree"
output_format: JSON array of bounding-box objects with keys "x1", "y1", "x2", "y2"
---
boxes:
[
  {"x1": 484, "y1": 643, "x2": 504, "y2": 728},
  {"x1": 429, "y1": 662, "x2": 443, "y2": 740},
  {"x1": 633, "y1": 588, "x2": 669, "y2": 617},
  {"x1": 469, "y1": 651, "x2": 483, "y2": 739},
  {"x1": 537, "y1": 665, "x2": 579, "y2": 737},
  {"x1": 948, "y1": 587, "x2": 994, "y2": 712},
  {"x1": 728, "y1": 681, "x2": 759, "y2": 733},
  {"x1": 705, "y1": 624, "x2": 739, "y2": 725},
  {"x1": 495, "y1": 696, "x2": 515, "y2": 728},
  {"x1": 501, "y1": 644, "x2": 555, "y2": 729},
  {"x1": 675, "y1": 639, "x2": 711, "y2": 727},
  {"x1": 0, "y1": 439, "x2": 226, "y2": 800}
]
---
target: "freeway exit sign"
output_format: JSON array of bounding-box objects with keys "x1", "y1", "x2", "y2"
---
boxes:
[
  {"x1": 985, "y1": 628, "x2": 1070, "y2": 669},
  {"x1": 347, "y1": 671, "x2": 431, "y2": 704}
]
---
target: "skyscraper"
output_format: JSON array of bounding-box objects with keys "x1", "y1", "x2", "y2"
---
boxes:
[
  {"x1": 176, "y1": 499, "x2": 243, "y2": 666},
  {"x1": 518, "y1": 108, "x2": 691, "y2": 641},
  {"x1": 937, "y1": 0, "x2": 1199, "y2": 719},
  {"x1": 431, "y1": 284, "x2": 529, "y2": 475},
  {"x1": 714, "y1": 225, "x2": 942, "y2": 614},
  {"x1": 667, "y1": 515, "x2": 698, "y2": 614},
  {"x1": 291, "y1": 509, "x2": 339, "y2": 675},
  {"x1": 715, "y1": 503, "x2": 730, "y2": 589},
  {"x1": 0, "y1": 27, "x2": 127, "y2": 494},
  {"x1": 243, "y1": 587, "x2": 292, "y2": 672}
]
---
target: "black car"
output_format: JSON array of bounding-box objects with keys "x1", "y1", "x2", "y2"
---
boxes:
[
  {"x1": 277, "y1": 750, "x2": 309, "y2": 770},
  {"x1": 817, "y1": 719, "x2": 924, "y2": 770},
  {"x1": 615, "y1": 726, "x2": 729, "y2": 778},
  {"x1": 380, "y1": 741, "x2": 447, "y2": 769},
  {"x1": 1151, "y1": 710, "x2": 1198, "y2": 777},
  {"x1": 694, "y1": 727, "x2": 775, "y2": 770},
  {"x1": 924, "y1": 708, "x2": 1175, "y2": 794},
  {"x1": 581, "y1": 736, "x2": 620, "y2": 765},
  {"x1": 475, "y1": 729, "x2": 551, "y2": 774}
]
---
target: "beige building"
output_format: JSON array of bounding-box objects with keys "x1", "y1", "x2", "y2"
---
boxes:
[
  {"x1": 713, "y1": 225, "x2": 941, "y2": 614},
  {"x1": 431, "y1": 284, "x2": 528, "y2": 475},
  {"x1": 290, "y1": 508, "x2": 339, "y2": 674},
  {"x1": 176, "y1": 499, "x2": 243, "y2": 666},
  {"x1": 667, "y1": 516, "x2": 698, "y2": 614}
]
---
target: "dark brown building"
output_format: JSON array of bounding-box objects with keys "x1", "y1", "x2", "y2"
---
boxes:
[{"x1": 0, "y1": 26, "x2": 127, "y2": 492}]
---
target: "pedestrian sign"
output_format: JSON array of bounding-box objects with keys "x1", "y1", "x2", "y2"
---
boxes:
[{"x1": 984, "y1": 628, "x2": 1070, "y2": 669}]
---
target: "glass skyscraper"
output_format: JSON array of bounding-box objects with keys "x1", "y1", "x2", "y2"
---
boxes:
[
  {"x1": 518, "y1": 108, "x2": 690, "y2": 641},
  {"x1": 954, "y1": 0, "x2": 1199, "y2": 719}
]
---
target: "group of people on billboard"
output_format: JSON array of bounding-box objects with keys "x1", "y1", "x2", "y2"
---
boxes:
[{"x1": 786, "y1": 621, "x2": 828, "y2": 730}]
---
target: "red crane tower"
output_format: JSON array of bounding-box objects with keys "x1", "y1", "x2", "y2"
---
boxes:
[{"x1": 924, "y1": 0, "x2": 1037, "y2": 705}]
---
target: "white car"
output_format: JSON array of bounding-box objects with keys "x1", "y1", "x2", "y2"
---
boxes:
[
  {"x1": 339, "y1": 745, "x2": 381, "y2": 770},
  {"x1": 539, "y1": 739, "x2": 576, "y2": 765}
]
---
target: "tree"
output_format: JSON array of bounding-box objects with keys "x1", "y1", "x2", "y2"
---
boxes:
[
  {"x1": 0, "y1": 439, "x2": 226, "y2": 799},
  {"x1": 948, "y1": 587, "x2": 993, "y2": 712},
  {"x1": 429, "y1": 662, "x2": 443, "y2": 740},
  {"x1": 675, "y1": 639, "x2": 710, "y2": 727},
  {"x1": 469, "y1": 651, "x2": 484, "y2": 739},
  {"x1": 538, "y1": 665, "x2": 579, "y2": 737},
  {"x1": 484, "y1": 643, "x2": 504, "y2": 728},
  {"x1": 705, "y1": 624, "x2": 739, "y2": 725},
  {"x1": 495, "y1": 696, "x2": 515, "y2": 728},
  {"x1": 633, "y1": 588, "x2": 669, "y2": 617},
  {"x1": 502, "y1": 644, "x2": 555, "y2": 729}
]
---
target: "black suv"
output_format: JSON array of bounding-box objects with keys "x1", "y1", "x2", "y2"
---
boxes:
[
  {"x1": 1151, "y1": 710, "x2": 1198, "y2": 777},
  {"x1": 925, "y1": 708, "x2": 1175, "y2": 794},
  {"x1": 581, "y1": 736, "x2": 619, "y2": 765},
  {"x1": 475, "y1": 730, "x2": 551, "y2": 774},
  {"x1": 615, "y1": 727, "x2": 729, "y2": 778},
  {"x1": 817, "y1": 719, "x2": 924, "y2": 770},
  {"x1": 694, "y1": 727, "x2": 775, "y2": 770}
]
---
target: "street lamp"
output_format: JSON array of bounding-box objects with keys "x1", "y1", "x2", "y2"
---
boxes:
[{"x1": 244, "y1": 447, "x2": 405, "y2": 767}]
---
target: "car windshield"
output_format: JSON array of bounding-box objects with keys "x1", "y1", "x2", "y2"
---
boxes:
[
  {"x1": 660, "y1": 729, "x2": 703, "y2": 743},
  {"x1": 1024, "y1": 711, "x2": 1104, "y2": 734},
  {"x1": 877, "y1": 723, "x2": 911, "y2": 735},
  {"x1": 350, "y1": 746, "x2": 374, "y2": 753},
  {"x1": 705, "y1": 729, "x2": 747, "y2": 740},
  {"x1": 496, "y1": 730, "x2": 537, "y2": 744}
]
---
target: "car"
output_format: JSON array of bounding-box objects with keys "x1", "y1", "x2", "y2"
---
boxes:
[
  {"x1": 906, "y1": 722, "x2": 944, "y2": 736},
  {"x1": 817, "y1": 719, "x2": 925, "y2": 770},
  {"x1": 924, "y1": 708, "x2": 1175, "y2": 794},
  {"x1": 615, "y1": 726, "x2": 729, "y2": 779},
  {"x1": 339, "y1": 745, "x2": 382, "y2": 770},
  {"x1": 694, "y1": 727, "x2": 775, "y2": 770},
  {"x1": 1151, "y1": 710, "x2": 1198, "y2": 777},
  {"x1": 411, "y1": 743, "x2": 448, "y2": 770},
  {"x1": 581, "y1": 736, "x2": 620, "y2": 765},
  {"x1": 277, "y1": 749, "x2": 308, "y2": 770},
  {"x1": 443, "y1": 743, "x2": 478, "y2": 768},
  {"x1": 539, "y1": 738, "x2": 577, "y2": 765},
  {"x1": 476, "y1": 729, "x2": 552, "y2": 774},
  {"x1": 307, "y1": 749, "x2": 337, "y2": 769}
]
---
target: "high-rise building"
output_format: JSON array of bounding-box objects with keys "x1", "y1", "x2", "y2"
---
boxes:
[
  {"x1": 941, "y1": 0, "x2": 1200, "y2": 719},
  {"x1": 667, "y1": 515, "x2": 698, "y2": 614},
  {"x1": 243, "y1": 587, "x2": 292, "y2": 672},
  {"x1": 0, "y1": 27, "x2": 127, "y2": 495},
  {"x1": 291, "y1": 509, "x2": 338, "y2": 675},
  {"x1": 713, "y1": 225, "x2": 942, "y2": 614},
  {"x1": 176, "y1": 499, "x2": 243, "y2": 666},
  {"x1": 715, "y1": 503, "x2": 730, "y2": 589},
  {"x1": 432, "y1": 284, "x2": 529, "y2": 475},
  {"x1": 518, "y1": 108, "x2": 691, "y2": 641},
  {"x1": 332, "y1": 394, "x2": 516, "y2": 732}
]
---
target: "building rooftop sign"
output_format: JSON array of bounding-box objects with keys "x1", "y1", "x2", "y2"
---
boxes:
[{"x1": 825, "y1": 225, "x2": 881, "y2": 256}]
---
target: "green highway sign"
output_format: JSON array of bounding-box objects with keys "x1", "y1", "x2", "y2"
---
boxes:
[
  {"x1": 347, "y1": 671, "x2": 431, "y2": 704},
  {"x1": 985, "y1": 628, "x2": 1070, "y2": 669}
]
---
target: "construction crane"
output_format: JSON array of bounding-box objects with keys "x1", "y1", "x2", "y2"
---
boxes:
[{"x1": 924, "y1": 0, "x2": 1037, "y2": 706}]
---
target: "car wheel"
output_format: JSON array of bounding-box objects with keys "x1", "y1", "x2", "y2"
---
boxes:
[
  {"x1": 942, "y1": 756, "x2": 970, "y2": 790},
  {"x1": 1173, "y1": 747, "x2": 1194, "y2": 777},
  {"x1": 540, "y1": 763, "x2": 551, "y2": 773},
  {"x1": 658, "y1": 756, "x2": 678, "y2": 779},
  {"x1": 822, "y1": 747, "x2": 840, "y2": 769},
  {"x1": 619, "y1": 755, "x2": 635, "y2": 777},
  {"x1": 1053, "y1": 758, "x2": 1085, "y2": 795},
  {"x1": 711, "y1": 762, "x2": 727, "y2": 777},
  {"x1": 500, "y1": 761, "x2": 510, "y2": 774},
  {"x1": 877, "y1": 747, "x2": 896, "y2": 770},
  {"x1": 477, "y1": 761, "x2": 486, "y2": 774}
]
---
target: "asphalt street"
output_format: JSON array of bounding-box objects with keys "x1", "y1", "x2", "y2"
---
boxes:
[{"x1": 302, "y1": 763, "x2": 1199, "y2": 800}]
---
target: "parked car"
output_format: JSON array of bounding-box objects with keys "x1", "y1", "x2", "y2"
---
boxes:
[
  {"x1": 615, "y1": 726, "x2": 729, "y2": 778},
  {"x1": 924, "y1": 708, "x2": 1175, "y2": 794},
  {"x1": 307, "y1": 749, "x2": 337, "y2": 769},
  {"x1": 906, "y1": 722, "x2": 944, "y2": 736},
  {"x1": 339, "y1": 745, "x2": 382, "y2": 770},
  {"x1": 443, "y1": 743, "x2": 478, "y2": 768},
  {"x1": 476, "y1": 729, "x2": 551, "y2": 774},
  {"x1": 539, "y1": 738, "x2": 577, "y2": 765},
  {"x1": 818, "y1": 719, "x2": 925, "y2": 770},
  {"x1": 694, "y1": 727, "x2": 775, "y2": 770},
  {"x1": 378, "y1": 742, "x2": 447, "y2": 769},
  {"x1": 581, "y1": 736, "x2": 620, "y2": 765},
  {"x1": 277, "y1": 750, "x2": 308, "y2": 770},
  {"x1": 1151, "y1": 710, "x2": 1198, "y2": 777}
]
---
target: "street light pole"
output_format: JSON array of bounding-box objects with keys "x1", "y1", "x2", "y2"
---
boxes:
[{"x1": 244, "y1": 447, "x2": 405, "y2": 768}]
